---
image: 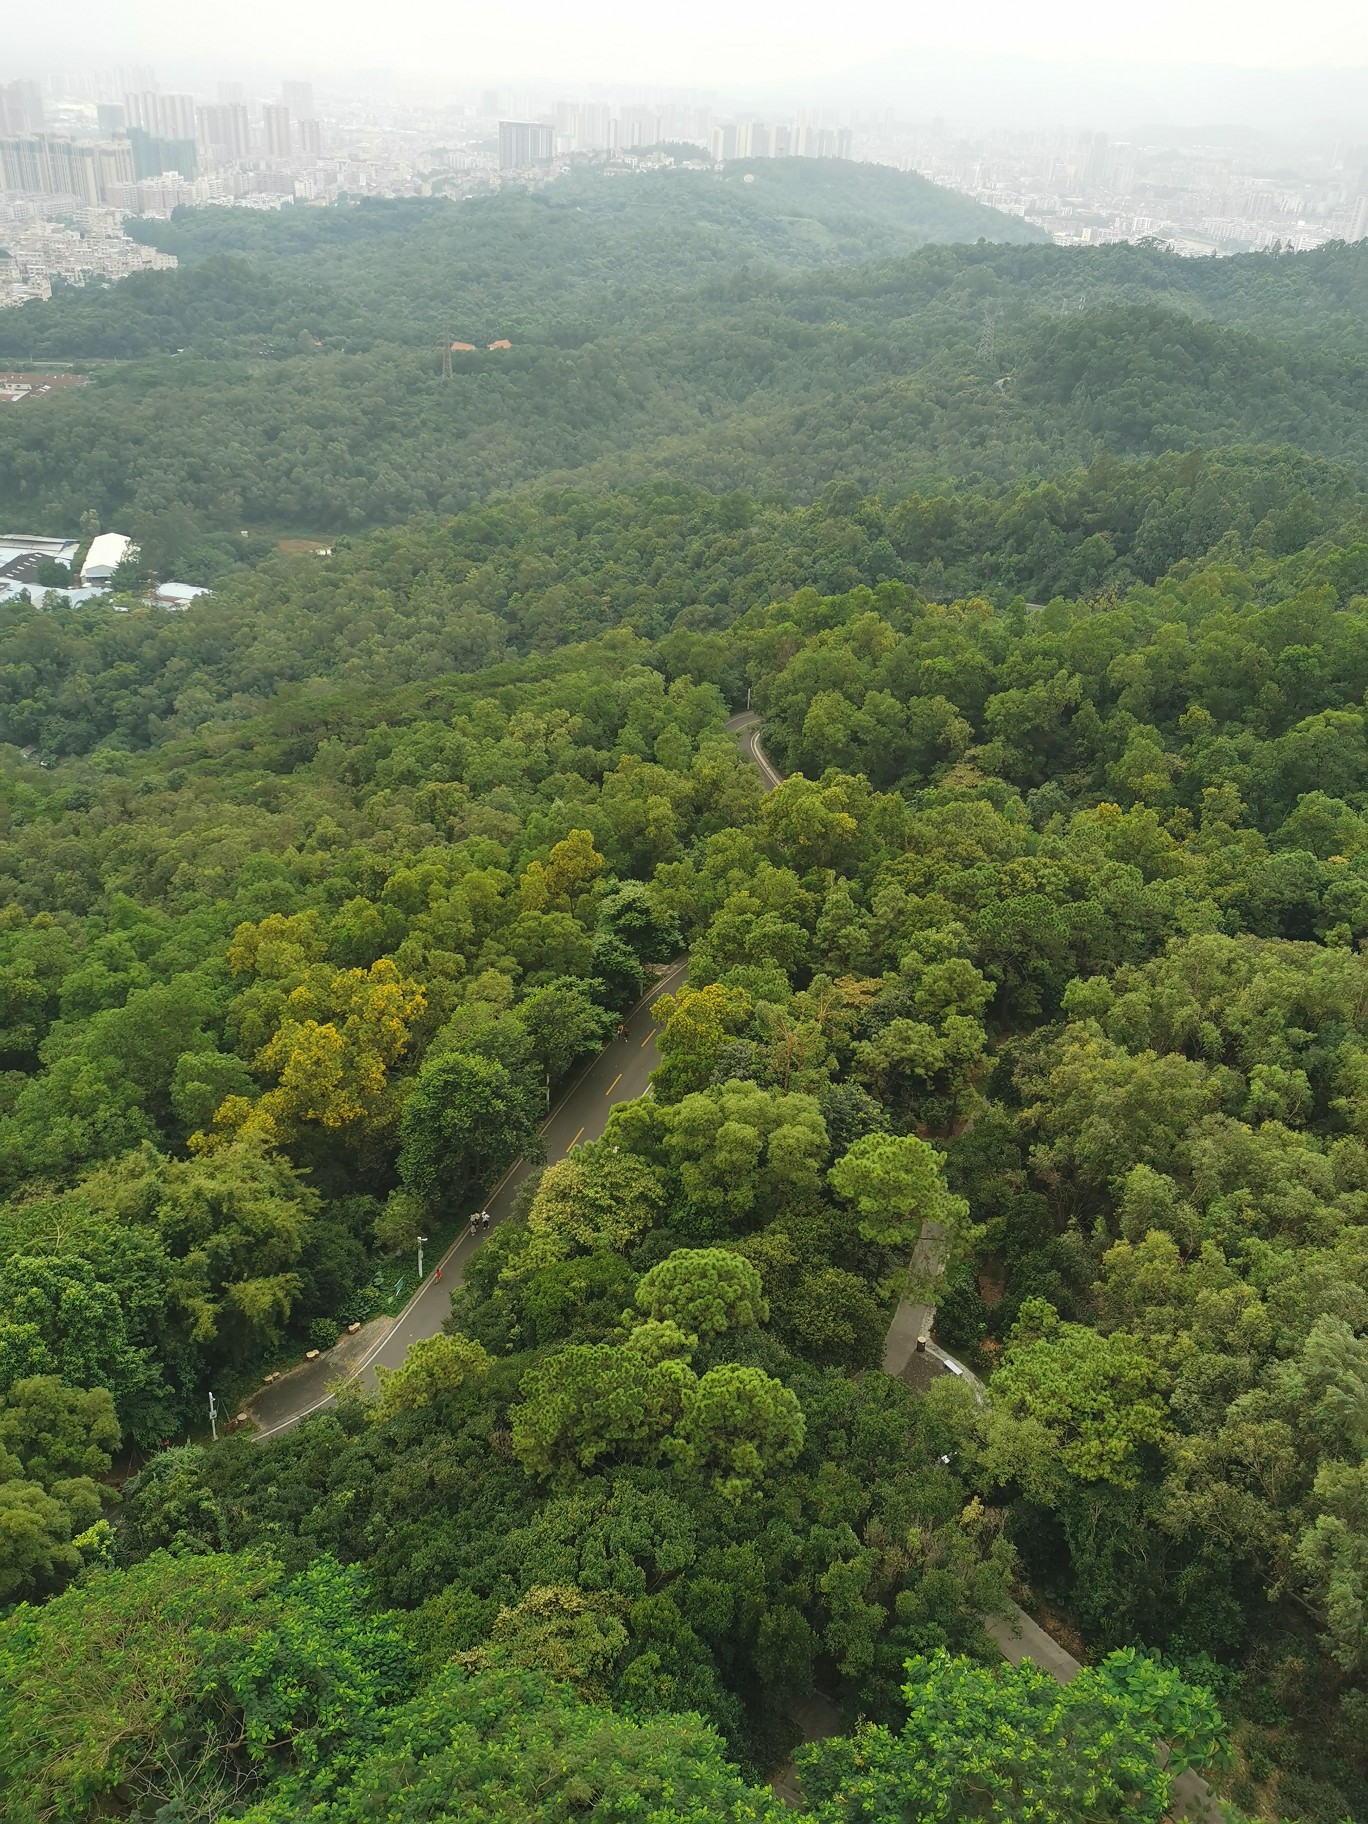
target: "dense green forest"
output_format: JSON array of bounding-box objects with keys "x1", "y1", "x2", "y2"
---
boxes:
[
  {"x1": 0, "y1": 158, "x2": 1366, "y2": 1824},
  {"x1": 0, "y1": 166, "x2": 1363, "y2": 584},
  {"x1": 0, "y1": 443, "x2": 1365, "y2": 1822}
]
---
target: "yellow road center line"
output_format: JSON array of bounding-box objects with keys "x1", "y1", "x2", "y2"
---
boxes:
[
  {"x1": 640, "y1": 1032, "x2": 653, "y2": 1047},
  {"x1": 606, "y1": 1073, "x2": 622, "y2": 1095},
  {"x1": 566, "y1": 1126, "x2": 585, "y2": 1152}
]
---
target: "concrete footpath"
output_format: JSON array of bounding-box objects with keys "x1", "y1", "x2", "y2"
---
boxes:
[{"x1": 733, "y1": 716, "x2": 1229, "y2": 1822}]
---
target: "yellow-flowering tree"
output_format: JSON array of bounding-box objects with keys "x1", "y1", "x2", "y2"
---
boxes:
[{"x1": 198, "y1": 959, "x2": 425, "y2": 1151}]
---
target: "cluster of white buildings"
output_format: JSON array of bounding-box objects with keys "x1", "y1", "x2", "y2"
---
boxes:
[
  {"x1": 0, "y1": 531, "x2": 211, "y2": 611},
  {"x1": 0, "y1": 201, "x2": 176, "y2": 307}
]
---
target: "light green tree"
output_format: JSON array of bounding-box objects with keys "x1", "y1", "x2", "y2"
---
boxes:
[
  {"x1": 634, "y1": 1248, "x2": 769, "y2": 1336},
  {"x1": 797, "y1": 1648, "x2": 1233, "y2": 1824},
  {"x1": 371, "y1": 1333, "x2": 491, "y2": 1423},
  {"x1": 673, "y1": 1363, "x2": 805, "y2": 1500},
  {"x1": 398, "y1": 1050, "x2": 537, "y2": 1204}
]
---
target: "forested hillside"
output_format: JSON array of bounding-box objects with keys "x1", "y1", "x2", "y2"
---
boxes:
[
  {"x1": 0, "y1": 436, "x2": 1364, "y2": 1822},
  {"x1": 0, "y1": 167, "x2": 1363, "y2": 585},
  {"x1": 0, "y1": 154, "x2": 1366, "y2": 1824}
]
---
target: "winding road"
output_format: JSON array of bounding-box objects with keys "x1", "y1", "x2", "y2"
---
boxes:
[
  {"x1": 250, "y1": 714, "x2": 764, "y2": 1437},
  {"x1": 250, "y1": 711, "x2": 977, "y2": 1436},
  {"x1": 248, "y1": 705, "x2": 1222, "y2": 1818}
]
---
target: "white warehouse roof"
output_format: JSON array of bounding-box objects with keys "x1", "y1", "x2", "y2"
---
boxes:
[
  {"x1": 81, "y1": 532, "x2": 133, "y2": 582},
  {"x1": 150, "y1": 581, "x2": 211, "y2": 608}
]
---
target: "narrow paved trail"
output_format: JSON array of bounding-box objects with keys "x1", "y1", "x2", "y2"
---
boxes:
[{"x1": 731, "y1": 713, "x2": 1224, "y2": 1820}]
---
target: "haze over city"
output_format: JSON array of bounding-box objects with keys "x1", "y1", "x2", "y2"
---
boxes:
[
  {"x1": 10, "y1": 0, "x2": 1368, "y2": 90},
  {"x1": 4, "y1": 0, "x2": 1367, "y2": 299}
]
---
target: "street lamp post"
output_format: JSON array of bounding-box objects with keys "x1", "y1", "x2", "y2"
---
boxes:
[
  {"x1": 208, "y1": 1390, "x2": 218, "y2": 1442},
  {"x1": 417, "y1": 1235, "x2": 429, "y2": 1280}
]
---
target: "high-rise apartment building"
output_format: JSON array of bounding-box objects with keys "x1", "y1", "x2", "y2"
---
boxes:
[
  {"x1": 125, "y1": 90, "x2": 195, "y2": 141},
  {"x1": 198, "y1": 103, "x2": 252, "y2": 163},
  {"x1": 281, "y1": 80, "x2": 314, "y2": 119},
  {"x1": 297, "y1": 117, "x2": 322, "y2": 157},
  {"x1": 498, "y1": 120, "x2": 553, "y2": 169},
  {"x1": 161, "y1": 93, "x2": 196, "y2": 142},
  {"x1": 0, "y1": 80, "x2": 44, "y2": 136},
  {"x1": 96, "y1": 102, "x2": 126, "y2": 136},
  {"x1": 92, "y1": 140, "x2": 136, "y2": 196},
  {"x1": 709, "y1": 123, "x2": 738, "y2": 162},
  {"x1": 262, "y1": 103, "x2": 291, "y2": 159},
  {"x1": 0, "y1": 133, "x2": 134, "y2": 203},
  {"x1": 618, "y1": 106, "x2": 660, "y2": 149},
  {"x1": 580, "y1": 104, "x2": 613, "y2": 150},
  {"x1": 124, "y1": 90, "x2": 156, "y2": 133},
  {"x1": 127, "y1": 127, "x2": 196, "y2": 180},
  {"x1": 1, "y1": 133, "x2": 69, "y2": 195}
]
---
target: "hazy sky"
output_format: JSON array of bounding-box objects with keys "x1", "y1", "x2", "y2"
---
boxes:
[{"x1": 15, "y1": 0, "x2": 1368, "y2": 88}]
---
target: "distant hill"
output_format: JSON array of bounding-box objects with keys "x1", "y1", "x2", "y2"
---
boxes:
[
  {"x1": 0, "y1": 161, "x2": 1044, "y2": 364},
  {"x1": 0, "y1": 177, "x2": 1364, "y2": 583}
]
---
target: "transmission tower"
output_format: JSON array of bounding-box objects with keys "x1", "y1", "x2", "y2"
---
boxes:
[
  {"x1": 977, "y1": 303, "x2": 999, "y2": 363},
  {"x1": 438, "y1": 335, "x2": 452, "y2": 379}
]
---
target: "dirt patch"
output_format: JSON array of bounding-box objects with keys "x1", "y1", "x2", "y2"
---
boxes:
[
  {"x1": 1018, "y1": 1592, "x2": 1091, "y2": 1665},
  {"x1": 276, "y1": 536, "x2": 334, "y2": 556}
]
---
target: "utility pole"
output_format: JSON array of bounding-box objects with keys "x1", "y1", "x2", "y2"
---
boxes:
[
  {"x1": 417, "y1": 1234, "x2": 429, "y2": 1280},
  {"x1": 208, "y1": 1390, "x2": 218, "y2": 1442}
]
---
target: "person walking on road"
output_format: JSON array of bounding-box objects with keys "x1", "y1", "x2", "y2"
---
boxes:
[
  {"x1": 468, "y1": 1212, "x2": 480, "y2": 1240},
  {"x1": 480, "y1": 1210, "x2": 492, "y2": 1234}
]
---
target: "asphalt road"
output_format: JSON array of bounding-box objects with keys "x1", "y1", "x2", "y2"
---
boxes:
[
  {"x1": 252, "y1": 711, "x2": 775, "y2": 1439},
  {"x1": 727, "y1": 708, "x2": 785, "y2": 788},
  {"x1": 250, "y1": 702, "x2": 1225, "y2": 1816},
  {"x1": 251, "y1": 958, "x2": 686, "y2": 1438}
]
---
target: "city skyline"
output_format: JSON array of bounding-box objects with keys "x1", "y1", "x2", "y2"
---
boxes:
[{"x1": 3, "y1": 44, "x2": 1367, "y2": 313}]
